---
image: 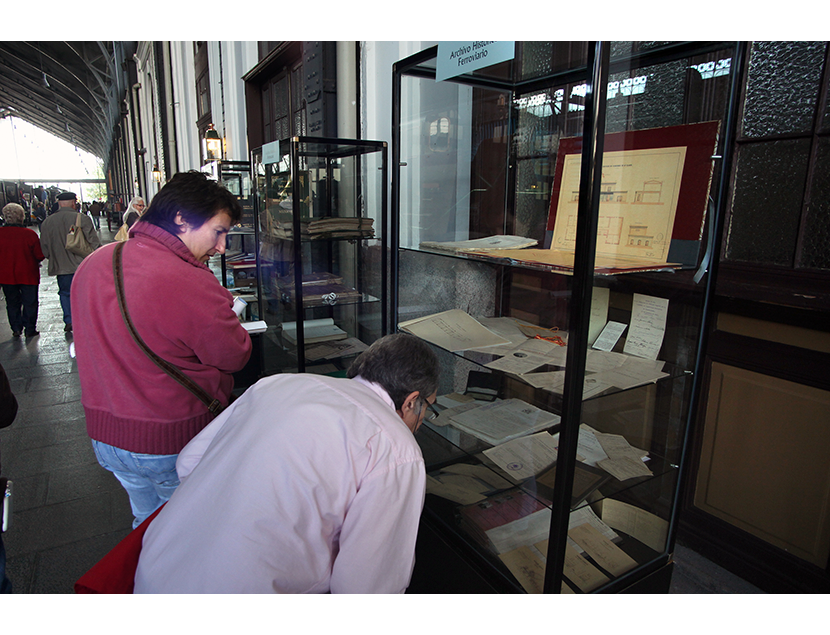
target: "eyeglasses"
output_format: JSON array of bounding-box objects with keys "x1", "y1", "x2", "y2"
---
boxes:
[{"x1": 422, "y1": 400, "x2": 440, "y2": 421}]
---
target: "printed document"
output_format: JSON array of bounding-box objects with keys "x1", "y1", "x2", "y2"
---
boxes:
[
  {"x1": 483, "y1": 431, "x2": 559, "y2": 480},
  {"x1": 399, "y1": 309, "x2": 510, "y2": 352},
  {"x1": 623, "y1": 293, "x2": 669, "y2": 359},
  {"x1": 448, "y1": 398, "x2": 561, "y2": 446}
]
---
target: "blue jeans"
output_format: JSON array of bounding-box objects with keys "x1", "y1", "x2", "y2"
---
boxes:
[
  {"x1": 91, "y1": 440, "x2": 180, "y2": 529},
  {"x1": 56, "y1": 273, "x2": 74, "y2": 325}
]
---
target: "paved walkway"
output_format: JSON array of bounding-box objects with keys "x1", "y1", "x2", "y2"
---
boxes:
[{"x1": 1, "y1": 226, "x2": 134, "y2": 593}]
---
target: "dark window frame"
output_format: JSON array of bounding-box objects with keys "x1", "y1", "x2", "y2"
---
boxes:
[{"x1": 718, "y1": 42, "x2": 830, "y2": 313}]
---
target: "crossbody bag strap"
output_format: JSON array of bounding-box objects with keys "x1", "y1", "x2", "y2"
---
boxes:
[{"x1": 112, "y1": 241, "x2": 224, "y2": 415}]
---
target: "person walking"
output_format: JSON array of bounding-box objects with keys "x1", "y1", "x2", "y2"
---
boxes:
[
  {"x1": 0, "y1": 203, "x2": 45, "y2": 338},
  {"x1": 89, "y1": 200, "x2": 101, "y2": 230},
  {"x1": 71, "y1": 171, "x2": 252, "y2": 528},
  {"x1": 39, "y1": 192, "x2": 101, "y2": 332}
]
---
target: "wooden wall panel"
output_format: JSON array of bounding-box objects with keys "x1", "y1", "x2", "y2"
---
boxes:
[{"x1": 695, "y1": 362, "x2": 830, "y2": 567}]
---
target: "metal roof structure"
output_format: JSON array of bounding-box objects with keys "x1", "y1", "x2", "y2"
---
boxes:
[{"x1": 0, "y1": 41, "x2": 136, "y2": 161}]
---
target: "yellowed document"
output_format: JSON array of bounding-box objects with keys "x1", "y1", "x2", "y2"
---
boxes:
[
  {"x1": 399, "y1": 309, "x2": 510, "y2": 352},
  {"x1": 550, "y1": 146, "x2": 687, "y2": 264},
  {"x1": 498, "y1": 545, "x2": 546, "y2": 594},
  {"x1": 589, "y1": 287, "x2": 610, "y2": 346},
  {"x1": 562, "y1": 542, "x2": 611, "y2": 592},
  {"x1": 599, "y1": 499, "x2": 669, "y2": 553},
  {"x1": 568, "y1": 522, "x2": 638, "y2": 577},
  {"x1": 425, "y1": 474, "x2": 487, "y2": 505}
]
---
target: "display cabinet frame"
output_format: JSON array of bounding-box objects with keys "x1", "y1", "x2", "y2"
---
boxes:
[
  {"x1": 252, "y1": 136, "x2": 389, "y2": 375},
  {"x1": 392, "y1": 41, "x2": 742, "y2": 593},
  {"x1": 203, "y1": 159, "x2": 264, "y2": 388}
]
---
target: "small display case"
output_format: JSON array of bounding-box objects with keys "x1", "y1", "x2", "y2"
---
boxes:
[{"x1": 252, "y1": 137, "x2": 389, "y2": 374}]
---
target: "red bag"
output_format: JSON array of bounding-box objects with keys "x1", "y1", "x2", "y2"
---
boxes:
[{"x1": 74, "y1": 504, "x2": 164, "y2": 594}]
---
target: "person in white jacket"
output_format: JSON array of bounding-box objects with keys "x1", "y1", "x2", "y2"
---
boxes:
[{"x1": 134, "y1": 333, "x2": 440, "y2": 593}]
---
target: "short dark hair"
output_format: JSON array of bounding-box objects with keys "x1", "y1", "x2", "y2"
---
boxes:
[
  {"x1": 141, "y1": 170, "x2": 243, "y2": 234},
  {"x1": 347, "y1": 333, "x2": 439, "y2": 410}
]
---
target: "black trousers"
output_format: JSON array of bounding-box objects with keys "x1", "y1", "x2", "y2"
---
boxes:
[{"x1": 2, "y1": 284, "x2": 38, "y2": 334}]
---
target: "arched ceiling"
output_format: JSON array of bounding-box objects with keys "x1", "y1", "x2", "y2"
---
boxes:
[{"x1": 0, "y1": 41, "x2": 136, "y2": 161}]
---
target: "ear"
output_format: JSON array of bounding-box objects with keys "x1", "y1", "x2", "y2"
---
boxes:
[
  {"x1": 173, "y1": 211, "x2": 188, "y2": 232},
  {"x1": 400, "y1": 391, "x2": 421, "y2": 414},
  {"x1": 397, "y1": 390, "x2": 422, "y2": 434}
]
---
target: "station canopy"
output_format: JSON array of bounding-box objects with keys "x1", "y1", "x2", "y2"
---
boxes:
[{"x1": 0, "y1": 42, "x2": 136, "y2": 161}]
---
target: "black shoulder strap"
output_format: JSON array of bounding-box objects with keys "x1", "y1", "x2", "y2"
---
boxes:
[{"x1": 112, "y1": 241, "x2": 223, "y2": 415}]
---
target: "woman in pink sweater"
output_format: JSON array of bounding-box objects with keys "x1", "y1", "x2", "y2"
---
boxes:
[{"x1": 71, "y1": 172, "x2": 252, "y2": 528}]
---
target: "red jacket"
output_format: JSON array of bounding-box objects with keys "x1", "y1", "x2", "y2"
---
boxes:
[
  {"x1": 0, "y1": 225, "x2": 45, "y2": 285},
  {"x1": 71, "y1": 221, "x2": 252, "y2": 455}
]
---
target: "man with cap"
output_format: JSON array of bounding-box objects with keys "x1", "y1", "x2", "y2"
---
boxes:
[{"x1": 39, "y1": 191, "x2": 101, "y2": 332}]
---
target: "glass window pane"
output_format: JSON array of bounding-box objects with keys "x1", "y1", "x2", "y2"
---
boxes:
[
  {"x1": 800, "y1": 137, "x2": 830, "y2": 270},
  {"x1": 725, "y1": 139, "x2": 810, "y2": 265},
  {"x1": 742, "y1": 41, "x2": 826, "y2": 137}
]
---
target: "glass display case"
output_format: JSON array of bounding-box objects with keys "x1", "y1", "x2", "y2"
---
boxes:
[
  {"x1": 252, "y1": 137, "x2": 388, "y2": 375},
  {"x1": 393, "y1": 42, "x2": 739, "y2": 593}
]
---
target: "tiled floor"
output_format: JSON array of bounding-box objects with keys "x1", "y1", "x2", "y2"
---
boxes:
[{"x1": 0, "y1": 225, "x2": 764, "y2": 594}]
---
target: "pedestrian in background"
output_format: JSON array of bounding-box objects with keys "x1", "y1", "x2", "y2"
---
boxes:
[
  {"x1": 89, "y1": 200, "x2": 101, "y2": 230},
  {"x1": 0, "y1": 203, "x2": 45, "y2": 338},
  {"x1": 39, "y1": 192, "x2": 101, "y2": 333}
]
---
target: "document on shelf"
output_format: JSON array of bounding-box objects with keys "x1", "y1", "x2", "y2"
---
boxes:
[
  {"x1": 589, "y1": 356, "x2": 668, "y2": 390},
  {"x1": 399, "y1": 309, "x2": 510, "y2": 352},
  {"x1": 448, "y1": 398, "x2": 561, "y2": 446},
  {"x1": 484, "y1": 348, "x2": 550, "y2": 375},
  {"x1": 486, "y1": 508, "x2": 552, "y2": 554},
  {"x1": 562, "y1": 542, "x2": 611, "y2": 593},
  {"x1": 425, "y1": 473, "x2": 488, "y2": 505},
  {"x1": 599, "y1": 498, "x2": 669, "y2": 553},
  {"x1": 428, "y1": 400, "x2": 482, "y2": 427},
  {"x1": 568, "y1": 522, "x2": 638, "y2": 577},
  {"x1": 420, "y1": 234, "x2": 538, "y2": 252},
  {"x1": 623, "y1": 293, "x2": 669, "y2": 360},
  {"x1": 304, "y1": 337, "x2": 368, "y2": 361},
  {"x1": 592, "y1": 321, "x2": 627, "y2": 351},
  {"x1": 594, "y1": 431, "x2": 653, "y2": 480},
  {"x1": 588, "y1": 287, "x2": 610, "y2": 346},
  {"x1": 467, "y1": 317, "x2": 532, "y2": 355},
  {"x1": 498, "y1": 545, "x2": 547, "y2": 594},
  {"x1": 482, "y1": 431, "x2": 559, "y2": 481}
]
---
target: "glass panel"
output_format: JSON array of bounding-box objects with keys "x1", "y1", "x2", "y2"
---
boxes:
[
  {"x1": 725, "y1": 139, "x2": 810, "y2": 265},
  {"x1": 255, "y1": 139, "x2": 385, "y2": 375},
  {"x1": 742, "y1": 41, "x2": 826, "y2": 138},
  {"x1": 800, "y1": 136, "x2": 830, "y2": 270}
]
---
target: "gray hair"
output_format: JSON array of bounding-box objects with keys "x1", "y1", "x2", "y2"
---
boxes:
[
  {"x1": 347, "y1": 333, "x2": 439, "y2": 410},
  {"x1": 2, "y1": 203, "x2": 25, "y2": 225},
  {"x1": 127, "y1": 196, "x2": 146, "y2": 216}
]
